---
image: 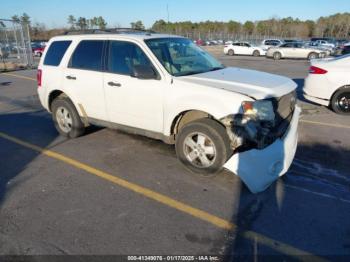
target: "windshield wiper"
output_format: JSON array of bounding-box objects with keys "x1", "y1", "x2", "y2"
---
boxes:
[
  {"x1": 208, "y1": 66, "x2": 225, "y2": 72},
  {"x1": 177, "y1": 67, "x2": 225, "y2": 77},
  {"x1": 177, "y1": 71, "x2": 205, "y2": 76}
]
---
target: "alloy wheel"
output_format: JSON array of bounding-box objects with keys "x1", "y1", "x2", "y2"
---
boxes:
[{"x1": 183, "y1": 132, "x2": 217, "y2": 168}]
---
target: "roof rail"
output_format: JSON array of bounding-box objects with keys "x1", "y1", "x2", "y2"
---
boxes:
[{"x1": 63, "y1": 28, "x2": 156, "y2": 35}]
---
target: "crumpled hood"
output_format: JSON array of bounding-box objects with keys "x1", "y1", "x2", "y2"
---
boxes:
[{"x1": 177, "y1": 67, "x2": 297, "y2": 99}]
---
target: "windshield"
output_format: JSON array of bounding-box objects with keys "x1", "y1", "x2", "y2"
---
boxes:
[{"x1": 145, "y1": 37, "x2": 224, "y2": 76}]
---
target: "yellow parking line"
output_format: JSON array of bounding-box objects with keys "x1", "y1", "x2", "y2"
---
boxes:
[
  {"x1": 0, "y1": 132, "x2": 233, "y2": 230},
  {"x1": 0, "y1": 131, "x2": 326, "y2": 261},
  {"x1": 300, "y1": 119, "x2": 350, "y2": 129},
  {"x1": 1, "y1": 72, "x2": 36, "y2": 82}
]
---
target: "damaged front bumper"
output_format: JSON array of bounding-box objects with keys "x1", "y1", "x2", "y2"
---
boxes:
[{"x1": 224, "y1": 106, "x2": 301, "y2": 193}]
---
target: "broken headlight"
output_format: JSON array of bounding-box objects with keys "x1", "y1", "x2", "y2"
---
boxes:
[{"x1": 241, "y1": 100, "x2": 275, "y2": 122}]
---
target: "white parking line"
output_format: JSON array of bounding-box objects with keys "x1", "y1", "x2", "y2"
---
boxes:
[{"x1": 300, "y1": 119, "x2": 350, "y2": 129}]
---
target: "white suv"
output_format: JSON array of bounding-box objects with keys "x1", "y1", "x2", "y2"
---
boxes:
[
  {"x1": 260, "y1": 39, "x2": 284, "y2": 51},
  {"x1": 37, "y1": 30, "x2": 300, "y2": 193}
]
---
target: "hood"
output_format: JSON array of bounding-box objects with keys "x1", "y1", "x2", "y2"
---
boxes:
[{"x1": 177, "y1": 67, "x2": 297, "y2": 100}]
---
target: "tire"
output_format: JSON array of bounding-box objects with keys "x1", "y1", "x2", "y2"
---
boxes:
[
  {"x1": 308, "y1": 52, "x2": 318, "y2": 60},
  {"x1": 228, "y1": 49, "x2": 234, "y2": 56},
  {"x1": 175, "y1": 118, "x2": 233, "y2": 175},
  {"x1": 273, "y1": 52, "x2": 281, "y2": 60},
  {"x1": 331, "y1": 87, "x2": 350, "y2": 115},
  {"x1": 253, "y1": 50, "x2": 260, "y2": 57},
  {"x1": 51, "y1": 96, "x2": 85, "y2": 138}
]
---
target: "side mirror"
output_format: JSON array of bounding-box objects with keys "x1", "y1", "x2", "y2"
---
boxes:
[{"x1": 131, "y1": 65, "x2": 157, "y2": 80}]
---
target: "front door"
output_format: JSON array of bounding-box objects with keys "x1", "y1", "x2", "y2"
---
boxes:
[{"x1": 104, "y1": 40, "x2": 164, "y2": 133}]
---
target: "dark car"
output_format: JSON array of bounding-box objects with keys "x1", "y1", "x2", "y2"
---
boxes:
[{"x1": 342, "y1": 44, "x2": 350, "y2": 55}]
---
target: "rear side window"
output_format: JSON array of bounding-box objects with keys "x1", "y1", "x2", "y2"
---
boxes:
[
  {"x1": 44, "y1": 41, "x2": 71, "y2": 66},
  {"x1": 69, "y1": 40, "x2": 104, "y2": 71}
]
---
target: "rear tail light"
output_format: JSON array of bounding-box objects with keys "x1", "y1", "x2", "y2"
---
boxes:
[
  {"x1": 37, "y1": 69, "x2": 42, "y2": 87},
  {"x1": 309, "y1": 66, "x2": 327, "y2": 74}
]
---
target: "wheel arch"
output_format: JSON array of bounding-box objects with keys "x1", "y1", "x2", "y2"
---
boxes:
[
  {"x1": 308, "y1": 51, "x2": 319, "y2": 59},
  {"x1": 170, "y1": 110, "x2": 226, "y2": 137},
  {"x1": 48, "y1": 90, "x2": 66, "y2": 111},
  {"x1": 228, "y1": 48, "x2": 235, "y2": 55},
  {"x1": 273, "y1": 51, "x2": 283, "y2": 57},
  {"x1": 330, "y1": 85, "x2": 350, "y2": 104}
]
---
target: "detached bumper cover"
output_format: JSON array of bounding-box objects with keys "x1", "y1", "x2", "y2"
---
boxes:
[{"x1": 224, "y1": 106, "x2": 301, "y2": 193}]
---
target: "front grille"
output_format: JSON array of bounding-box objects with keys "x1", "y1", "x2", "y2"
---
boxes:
[
  {"x1": 271, "y1": 90, "x2": 297, "y2": 127},
  {"x1": 258, "y1": 91, "x2": 297, "y2": 147}
]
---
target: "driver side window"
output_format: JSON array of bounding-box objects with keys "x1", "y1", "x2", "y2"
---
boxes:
[{"x1": 108, "y1": 41, "x2": 153, "y2": 75}]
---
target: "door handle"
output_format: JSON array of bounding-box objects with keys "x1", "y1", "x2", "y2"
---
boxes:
[
  {"x1": 108, "y1": 81, "x2": 121, "y2": 87},
  {"x1": 66, "y1": 75, "x2": 76, "y2": 80}
]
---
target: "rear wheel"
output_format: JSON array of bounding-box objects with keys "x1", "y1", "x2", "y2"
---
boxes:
[
  {"x1": 308, "y1": 52, "x2": 318, "y2": 60},
  {"x1": 228, "y1": 49, "x2": 234, "y2": 56},
  {"x1": 331, "y1": 87, "x2": 350, "y2": 115},
  {"x1": 175, "y1": 118, "x2": 232, "y2": 175},
  {"x1": 273, "y1": 52, "x2": 281, "y2": 60},
  {"x1": 253, "y1": 50, "x2": 260, "y2": 57},
  {"x1": 51, "y1": 96, "x2": 85, "y2": 138}
]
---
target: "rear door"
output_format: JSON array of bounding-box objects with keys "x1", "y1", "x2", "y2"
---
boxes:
[
  {"x1": 280, "y1": 43, "x2": 294, "y2": 57},
  {"x1": 62, "y1": 40, "x2": 108, "y2": 121},
  {"x1": 40, "y1": 40, "x2": 72, "y2": 98},
  {"x1": 292, "y1": 43, "x2": 307, "y2": 58},
  {"x1": 236, "y1": 43, "x2": 246, "y2": 55},
  {"x1": 103, "y1": 40, "x2": 164, "y2": 132},
  {"x1": 230, "y1": 43, "x2": 241, "y2": 54},
  {"x1": 241, "y1": 43, "x2": 251, "y2": 55}
]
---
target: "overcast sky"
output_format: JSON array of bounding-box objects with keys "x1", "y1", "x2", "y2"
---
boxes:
[{"x1": 2, "y1": 0, "x2": 350, "y2": 28}]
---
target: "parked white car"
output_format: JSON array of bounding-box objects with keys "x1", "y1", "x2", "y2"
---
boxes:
[
  {"x1": 261, "y1": 39, "x2": 284, "y2": 51},
  {"x1": 304, "y1": 54, "x2": 350, "y2": 114},
  {"x1": 224, "y1": 42, "x2": 266, "y2": 56},
  {"x1": 37, "y1": 31, "x2": 300, "y2": 193},
  {"x1": 267, "y1": 42, "x2": 326, "y2": 60}
]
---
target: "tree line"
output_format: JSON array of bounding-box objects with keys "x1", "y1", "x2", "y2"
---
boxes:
[
  {"x1": 5, "y1": 12, "x2": 350, "y2": 41},
  {"x1": 67, "y1": 15, "x2": 107, "y2": 30},
  {"x1": 151, "y1": 13, "x2": 350, "y2": 39}
]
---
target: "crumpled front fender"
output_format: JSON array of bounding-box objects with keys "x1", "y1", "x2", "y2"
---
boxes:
[{"x1": 224, "y1": 106, "x2": 301, "y2": 193}]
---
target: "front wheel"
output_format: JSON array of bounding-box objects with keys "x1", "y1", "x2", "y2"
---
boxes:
[
  {"x1": 175, "y1": 118, "x2": 232, "y2": 175},
  {"x1": 331, "y1": 87, "x2": 350, "y2": 115}
]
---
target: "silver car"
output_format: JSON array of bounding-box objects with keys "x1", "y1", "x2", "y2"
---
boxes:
[{"x1": 266, "y1": 42, "x2": 326, "y2": 60}]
